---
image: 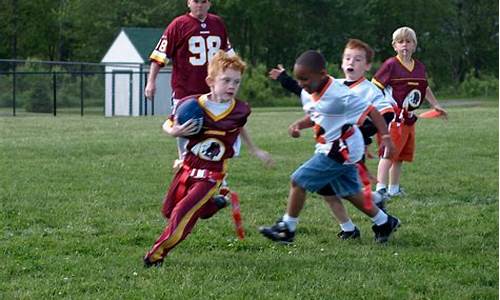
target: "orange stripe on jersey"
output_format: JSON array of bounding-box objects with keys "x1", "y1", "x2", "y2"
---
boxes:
[
  {"x1": 313, "y1": 124, "x2": 326, "y2": 144},
  {"x1": 357, "y1": 105, "x2": 375, "y2": 125},
  {"x1": 371, "y1": 78, "x2": 385, "y2": 89},
  {"x1": 312, "y1": 77, "x2": 333, "y2": 102},
  {"x1": 379, "y1": 107, "x2": 395, "y2": 115},
  {"x1": 347, "y1": 77, "x2": 366, "y2": 89},
  {"x1": 149, "y1": 181, "x2": 222, "y2": 262}
]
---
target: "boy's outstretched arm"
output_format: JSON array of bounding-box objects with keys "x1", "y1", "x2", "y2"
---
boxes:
[
  {"x1": 288, "y1": 115, "x2": 314, "y2": 138},
  {"x1": 425, "y1": 86, "x2": 448, "y2": 119},
  {"x1": 240, "y1": 127, "x2": 275, "y2": 167},
  {"x1": 268, "y1": 64, "x2": 302, "y2": 96},
  {"x1": 367, "y1": 109, "x2": 396, "y2": 159}
]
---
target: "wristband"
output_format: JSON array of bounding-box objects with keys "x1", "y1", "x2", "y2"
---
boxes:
[{"x1": 381, "y1": 134, "x2": 391, "y2": 139}]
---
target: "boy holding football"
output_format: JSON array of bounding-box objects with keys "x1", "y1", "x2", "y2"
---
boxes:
[
  {"x1": 144, "y1": 51, "x2": 254, "y2": 267},
  {"x1": 260, "y1": 50, "x2": 401, "y2": 244},
  {"x1": 372, "y1": 27, "x2": 447, "y2": 198}
]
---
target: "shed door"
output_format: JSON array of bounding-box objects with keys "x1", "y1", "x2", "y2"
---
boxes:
[{"x1": 112, "y1": 71, "x2": 133, "y2": 116}]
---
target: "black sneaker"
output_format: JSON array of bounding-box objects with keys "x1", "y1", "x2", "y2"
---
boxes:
[
  {"x1": 337, "y1": 227, "x2": 361, "y2": 240},
  {"x1": 144, "y1": 256, "x2": 163, "y2": 268},
  {"x1": 259, "y1": 219, "x2": 295, "y2": 244},
  {"x1": 372, "y1": 215, "x2": 401, "y2": 243},
  {"x1": 212, "y1": 194, "x2": 229, "y2": 209}
]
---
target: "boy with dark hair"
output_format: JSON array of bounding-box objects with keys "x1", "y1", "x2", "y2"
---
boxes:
[{"x1": 260, "y1": 50, "x2": 401, "y2": 244}]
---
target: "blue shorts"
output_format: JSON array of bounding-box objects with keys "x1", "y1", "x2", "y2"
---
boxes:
[{"x1": 291, "y1": 153, "x2": 362, "y2": 198}]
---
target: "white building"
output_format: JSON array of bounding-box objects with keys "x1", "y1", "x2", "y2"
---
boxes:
[{"x1": 101, "y1": 27, "x2": 172, "y2": 116}]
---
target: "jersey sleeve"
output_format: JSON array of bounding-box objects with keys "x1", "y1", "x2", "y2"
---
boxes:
[
  {"x1": 372, "y1": 59, "x2": 393, "y2": 90},
  {"x1": 149, "y1": 22, "x2": 179, "y2": 67}
]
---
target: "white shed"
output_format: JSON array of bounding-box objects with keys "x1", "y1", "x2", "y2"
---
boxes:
[{"x1": 101, "y1": 27, "x2": 172, "y2": 116}]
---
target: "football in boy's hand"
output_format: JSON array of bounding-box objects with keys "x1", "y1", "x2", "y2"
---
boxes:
[{"x1": 175, "y1": 98, "x2": 204, "y2": 135}]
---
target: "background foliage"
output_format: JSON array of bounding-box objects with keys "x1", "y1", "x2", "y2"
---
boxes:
[{"x1": 0, "y1": 0, "x2": 498, "y2": 94}]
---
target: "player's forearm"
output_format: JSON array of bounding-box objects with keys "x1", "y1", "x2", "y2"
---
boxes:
[
  {"x1": 147, "y1": 62, "x2": 162, "y2": 84},
  {"x1": 368, "y1": 109, "x2": 389, "y2": 136},
  {"x1": 277, "y1": 71, "x2": 302, "y2": 96},
  {"x1": 294, "y1": 115, "x2": 314, "y2": 130},
  {"x1": 240, "y1": 127, "x2": 257, "y2": 153},
  {"x1": 425, "y1": 86, "x2": 440, "y2": 108}
]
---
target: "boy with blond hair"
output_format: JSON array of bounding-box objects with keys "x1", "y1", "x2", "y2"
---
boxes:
[
  {"x1": 144, "y1": 51, "x2": 254, "y2": 267},
  {"x1": 372, "y1": 26, "x2": 447, "y2": 198},
  {"x1": 260, "y1": 50, "x2": 400, "y2": 244},
  {"x1": 267, "y1": 39, "x2": 396, "y2": 239}
]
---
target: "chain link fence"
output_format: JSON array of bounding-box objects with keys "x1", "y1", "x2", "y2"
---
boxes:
[{"x1": 0, "y1": 59, "x2": 172, "y2": 117}]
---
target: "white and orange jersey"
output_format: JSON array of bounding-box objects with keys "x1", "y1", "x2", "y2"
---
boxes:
[
  {"x1": 335, "y1": 77, "x2": 396, "y2": 115},
  {"x1": 301, "y1": 76, "x2": 373, "y2": 163}
]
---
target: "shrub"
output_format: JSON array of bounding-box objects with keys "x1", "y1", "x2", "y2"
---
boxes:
[
  {"x1": 459, "y1": 70, "x2": 499, "y2": 97},
  {"x1": 24, "y1": 79, "x2": 52, "y2": 113}
]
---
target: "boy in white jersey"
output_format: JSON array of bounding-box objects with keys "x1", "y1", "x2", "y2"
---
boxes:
[
  {"x1": 260, "y1": 50, "x2": 401, "y2": 244},
  {"x1": 268, "y1": 40, "x2": 395, "y2": 239}
]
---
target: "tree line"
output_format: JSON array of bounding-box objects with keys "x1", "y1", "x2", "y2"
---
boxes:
[{"x1": 0, "y1": 0, "x2": 498, "y2": 92}]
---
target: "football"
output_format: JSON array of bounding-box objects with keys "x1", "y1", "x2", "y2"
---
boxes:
[{"x1": 175, "y1": 97, "x2": 204, "y2": 135}]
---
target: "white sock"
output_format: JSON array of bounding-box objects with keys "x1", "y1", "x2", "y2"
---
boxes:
[
  {"x1": 340, "y1": 219, "x2": 356, "y2": 232},
  {"x1": 376, "y1": 183, "x2": 387, "y2": 191},
  {"x1": 388, "y1": 184, "x2": 400, "y2": 194},
  {"x1": 371, "y1": 210, "x2": 388, "y2": 226},
  {"x1": 283, "y1": 214, "x2": 298, "y2": 232},
  {"x1": 372, "y1": 191, "x2": 382, "y2": 204}
]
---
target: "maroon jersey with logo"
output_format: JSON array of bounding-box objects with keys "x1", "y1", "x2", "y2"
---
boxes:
[
  {"x1": 181, "y1": 94, "x2": 250, "y2": 172},
  {"x1": 372, "y1": 56, "x2": 428, "y2": 109},
  {"x1": 150, "y1": 13, "x2": 232, "y2": 99}
]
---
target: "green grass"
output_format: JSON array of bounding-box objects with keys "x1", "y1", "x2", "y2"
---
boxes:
[{"x1": 0, "y1": 103, "x2": 498, "y2": 299}]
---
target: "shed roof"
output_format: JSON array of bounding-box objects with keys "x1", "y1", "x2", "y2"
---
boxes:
[{"x1": 122, "y1": 27, "x2": 164, "y2": 62}]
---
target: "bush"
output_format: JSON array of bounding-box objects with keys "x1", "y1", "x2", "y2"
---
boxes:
[
  {"x1": 239, "y1": 64, "x2": 298, "y2": 107},
  {"x1": 24, "y1": 79, "x2": 52, "y2": 113},
  {"x1": 459, "y1": 70, "x2": 499, "y2": 97}
]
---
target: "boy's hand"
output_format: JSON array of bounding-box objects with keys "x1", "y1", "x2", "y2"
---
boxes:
[
  {"x1": 251, "y1": 148, "x2": 275, "y2": 168},
  {"x1": 288, "y1": 123, "x2": 301, "y2": 138},
  {"x1": 433, "y1": 105, "x2": 448, "y2": 120},
  {"x1": 381, "y1": 135, "x2": 396, "y2": 159},
  {"x1": 164, "y1": 119, "x2": 199, "y2": 137},
  {"x1": 145, "y1": 81, "x2": 156, "y2": 100},
  {"x1": 268, "y1": 64, "x2": 285, "y2": 80}
]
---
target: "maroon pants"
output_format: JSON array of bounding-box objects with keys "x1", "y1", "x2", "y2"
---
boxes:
[{"x1": 145, "y1": 169, "x2": 222, "y2": 263}]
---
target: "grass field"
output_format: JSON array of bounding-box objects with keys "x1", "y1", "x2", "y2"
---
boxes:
[{"x1": 1, "y1": 102, "x2": 498, "y2": 299}]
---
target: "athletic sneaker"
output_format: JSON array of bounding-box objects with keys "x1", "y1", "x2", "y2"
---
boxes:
[
  {"x1": 388, "y1": 187, "x2": 406, "y2": 198},
  {"x1": 337, "y1": 227, "x2": 361, "y2": 240},
  {"x1": 144, "y1": 256, "x2": 163, "y2": 268},
  {"x1": 212, "y1": 194, "x2": 229, "y2": 209},
  {"x1": 259, "y1": 219, "x2": 295, "y2": 244},
  {"x1": 372, "y1": 215, "x2": 401, "y2": 243}
]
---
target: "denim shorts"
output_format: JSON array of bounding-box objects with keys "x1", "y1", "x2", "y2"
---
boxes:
[{"x1": 291, "y1": 153, "x2": 361, "y2": 198}]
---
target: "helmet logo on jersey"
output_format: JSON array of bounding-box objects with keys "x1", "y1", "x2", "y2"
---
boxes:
[
  {"x1": 403, "y1": 89, "x2": 422, "y2": 110},
  {"x1": 191, "y1": 138, "x2": 226, "y2": 161},
  {"x1": 201, "y1": 23, "x2": 207, "y2": 29}
]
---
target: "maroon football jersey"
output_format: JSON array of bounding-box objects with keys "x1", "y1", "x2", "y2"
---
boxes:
[
  {"x1": 182, "y1": 94, "x2": 250, "y2": 172},
  {"x1": 150, "y1": 13, "x2": 232, "y2": 99},
  {"x1": 372, "y1": 56, "x2": 428, "y2": 109}
]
